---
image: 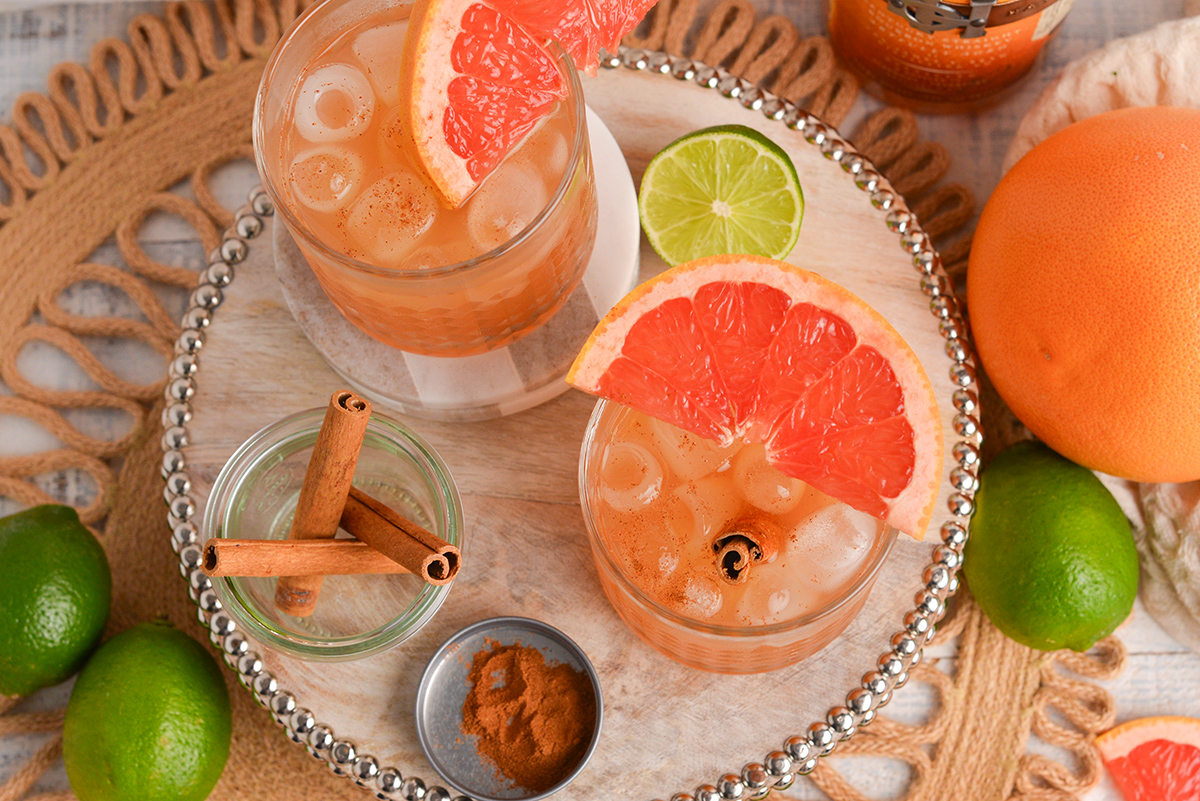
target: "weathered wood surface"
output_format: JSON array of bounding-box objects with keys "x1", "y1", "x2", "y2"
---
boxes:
[
  {"x1": 177, "y1": 64, "x2": 957, "y2": 800},
  {"x1": 1, "y1": 3, "x2": 1198, "y2": 800}
]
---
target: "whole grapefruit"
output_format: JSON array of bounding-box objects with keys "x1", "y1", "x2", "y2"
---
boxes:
[{"x1": 967, "y1": 105, "x2": 1200, "y2": 482}]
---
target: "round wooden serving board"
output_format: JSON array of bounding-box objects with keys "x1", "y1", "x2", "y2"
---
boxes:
[{"x1": 185, "y1": 65, "x2": 961, "y2": 799}]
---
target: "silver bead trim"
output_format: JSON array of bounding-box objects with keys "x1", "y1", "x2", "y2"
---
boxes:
[
  {"x1": 162, "y1": 46, "x2": 978, "y2": 801},
  {"x1": 158, "y1": 186, "x2": 452, "y2": 799}
]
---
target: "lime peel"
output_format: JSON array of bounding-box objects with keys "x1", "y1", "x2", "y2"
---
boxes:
[
  {"x1": 638, "y1": 124, "x2": 804, "y2": 266},
  {"x1": 963, "y1": 440, "x2": 1139, "y2": 653}
]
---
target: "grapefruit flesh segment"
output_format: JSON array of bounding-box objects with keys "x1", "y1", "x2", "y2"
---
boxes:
[
  {"x1": 402, "y1": 0, "x2": 656, "y2": 206},
  {"x1": 568, "y1": 254, "x2": 943, "y2": 539},
  {"x1": 401, "y1": 0, "x2": 568, "y2": 207},
  {"x1": 1097, "y1": 716, "x2": 1200, "y2": 801},
  {"x1": 489, "y1": 0, "x2": 660, "y2": 75}
]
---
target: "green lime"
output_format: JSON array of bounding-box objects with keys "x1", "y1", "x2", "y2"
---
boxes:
[
  {"x1": 638, "y1": 124, "x2": 804, "y2": 265},
  {"x1": 963, "y1": 440, "x2": 1139, "y2": 652},
  {"x1": 63, "y1": 621, "x2": 232, "y2": 801},
  {"x1": 0, "y1": 504, "x2": 111, "y2": 698}
]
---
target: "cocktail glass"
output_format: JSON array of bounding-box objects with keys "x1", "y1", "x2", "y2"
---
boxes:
[
  {"x1": 579, "y1": 400, "x2": 899, "y2": 674},
  {"x1": 253, "y1": 0, "x2": 598, "y2": 357}
]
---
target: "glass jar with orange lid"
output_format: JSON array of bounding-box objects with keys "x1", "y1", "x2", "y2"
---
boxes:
[{"x1": 829, "y1": 0, "x2": 1075, "y2": 110}]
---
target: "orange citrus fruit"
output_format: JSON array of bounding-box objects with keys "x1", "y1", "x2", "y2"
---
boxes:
[
  {"x1": 400, "y1": 0, "x2": 655, "y2": 206},
  {"x1": 568, "y1": 254, "x2": 943, "y2": 539},
  {"x1": 1096, "y1": 716, "x2": 1200, "y2": 801},
  {"x1": 967, "y1": 105, "x2": 1200, "y2": 483}
]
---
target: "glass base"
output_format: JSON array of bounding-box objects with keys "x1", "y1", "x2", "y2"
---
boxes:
[{"x1": 274, "y1": 106, "x2": 641, "y2": 422}]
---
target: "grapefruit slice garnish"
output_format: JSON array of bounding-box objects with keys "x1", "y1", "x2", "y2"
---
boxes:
[
  {"x1": 488, "y1": 0, "x2": 660, "y2": 76},
  {"x1": 400, "y1": 0, "x2": 657, "y2": 207},
  {"x1": 567, "y1": 255, "x2": 944, "y2": 540},
  {"x1": 1097, "y1": 716, "x2": 1200, "y2": 801},
  {"x1": 399, "y1": 0, "x2": 568, "y2": 208}
]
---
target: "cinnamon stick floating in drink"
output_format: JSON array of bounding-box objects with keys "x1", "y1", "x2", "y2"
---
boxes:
[
  {"x1": 274, "y1": 390, "x2": 372, "y2": 617},
  {"x1": 341, "y1": 486, "x2": 460, "y2": 585},
  {"x1": 202, "y1": 538, "x2": 411, "y2": 578},
  {"x1": 712, "y1": 517, "x2": 781, "y2": 585}
]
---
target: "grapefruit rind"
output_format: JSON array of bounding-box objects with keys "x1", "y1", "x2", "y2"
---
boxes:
[
  {"x1": 399, "y1": 0, "x2": 469, "y2": 205},
  {"x1": 400, "y1": 0, "x2": 568, "y2": 208},
  {"x1": 1096, "y1": 716, "x2": 1200, "y2": 762},
  {"x1": 567, "y1": 254, "x2": 943, "y2": 540},
  {"x1": 401, "y1": 0, "x2": 657, "y2": 207}
]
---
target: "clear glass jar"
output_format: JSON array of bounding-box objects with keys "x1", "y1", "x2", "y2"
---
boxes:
[
  {"x1": 204, "y1": 407, "x2": 463, "y2": 661},
  {"x1": 578, "y1": 400, "x2": 899, "y2": 674}
]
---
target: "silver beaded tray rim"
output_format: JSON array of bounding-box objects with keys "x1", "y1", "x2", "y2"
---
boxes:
[{"x1": 159, "y1": 46, "x2": 981, "y2": 801}]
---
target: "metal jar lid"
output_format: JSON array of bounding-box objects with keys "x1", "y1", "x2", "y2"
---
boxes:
[{"x1": 886, "y1": 0, "x2": 1060, "y2": 37}]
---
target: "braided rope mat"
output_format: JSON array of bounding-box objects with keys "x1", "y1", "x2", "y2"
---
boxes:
[{"x1": 0, "y1": 0, "x2": 1125, "y2": 798}]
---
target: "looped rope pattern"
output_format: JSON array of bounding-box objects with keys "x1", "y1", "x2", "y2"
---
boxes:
[{"x1": 807, "y1": 596, "x2": 1126, "y2": 801}]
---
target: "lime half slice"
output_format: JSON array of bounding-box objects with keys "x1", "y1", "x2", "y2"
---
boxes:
[{"x1": 638, "y1": 124, "x2": 804, "y2": 266}]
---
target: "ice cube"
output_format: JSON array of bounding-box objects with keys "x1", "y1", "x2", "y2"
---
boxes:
[
  {"x1": 294, "y1": 63, "x2": 374, "y2": 143},
  {"x1": 466, "y1": 160, "x2": 549, "y2": 252},
  {"x1": 731, "y1": 443, "x2": 806, "y2": 515},
  {"x1": 404, "y1": 241, "x2": 482, "y2": 271},
  {"x1": 599, "y1": 441, "x2": 664, "y2": 513},
  {"x1": 648, "y1": 417, "x2": 734, "y2": 481},
  {"x1": 672, "y1": 476, "x2": 744, "y2": 540},
  {"x1": 610, "y1": 516, "x2": 682, "y2": 593},
  {"x1": 667, "y1": 573, "x2": 723, "y2": 620},
  {"x1": 787, "y1": 502, "x2": 881, "y2": 591},
  {"x1": 344, "y1": 170, "x2": 438, "y2": 267},
  {"x1": 288, "y1": 145, "x2": 365, "y2": 213},
  {"x1": 719, "y1": 546, "x2": 811, "y2": 626},
  {"x1": 350, "y1": 22, "x2": 405, "y2": 108},
  {"x1": 720, "y1": 502, "x2": 882, "y2": 626},
  {"x1": 511, "y1": 125, "x2": 569, "y2": 186},
  {"x1": 543, "y1": 131, "x2": 569, "y2": 180}
]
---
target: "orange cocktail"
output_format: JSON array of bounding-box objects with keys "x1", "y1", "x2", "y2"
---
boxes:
[
  {"x1": 254, "y1": 0, "x2": 597, "y2": 356},
  {"x1": 579, "y1": 401, "x2": 899, "y2": 674}
]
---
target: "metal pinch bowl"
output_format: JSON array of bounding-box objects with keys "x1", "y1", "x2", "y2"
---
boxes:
[{"x1": 415, "y1": 617, "x2": 604, "y2": 801}]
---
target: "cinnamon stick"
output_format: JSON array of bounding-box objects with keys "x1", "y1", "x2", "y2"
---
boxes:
[
  {"x1": 714, "y1": 536, "x2": 757, "y2": 585},
  {"x1": 203, "y1": 538, "x2": 411, "y2": 578},
  {"x1": 340, "y1": 486, "x2": 460, "y2": 585},
  {"x1": 712, "y1": 516, "x2": 781, "y2": 585},
  {"x1": 274, "y1": 390, "x2": 372, "y2": 617}
]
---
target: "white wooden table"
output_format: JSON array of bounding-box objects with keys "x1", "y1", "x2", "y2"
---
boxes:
[{"x1": 1, "y1": 2, "x2": 1198, "y2": 799}]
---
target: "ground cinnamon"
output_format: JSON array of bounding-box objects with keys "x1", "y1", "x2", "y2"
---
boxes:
[{"x1": 462, "y1": 641, "x2": 597, "y2": 794}]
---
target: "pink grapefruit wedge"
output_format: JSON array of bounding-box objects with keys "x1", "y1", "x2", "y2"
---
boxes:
[
  {"x1": 399, "y1": 0, "x2": 657, "y2": 207},
  {"x1": 1097, "y1": 716, "x2": 1200, "y2": 801},
  {"x1": 489, "y1": 0, "x2": 660, "y2": 76},
  {"x1": 567, "y1": 255, "x2": 944, "y2": 540}
]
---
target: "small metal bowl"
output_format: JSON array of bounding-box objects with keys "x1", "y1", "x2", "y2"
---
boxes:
[{"x1": 415, "y1": 617, "x2": 604, "y2": 801}]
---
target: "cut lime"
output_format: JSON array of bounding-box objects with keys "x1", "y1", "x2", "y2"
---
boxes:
[{"x1": 638, "y1": 124, "x2": 804, "y2": 266}]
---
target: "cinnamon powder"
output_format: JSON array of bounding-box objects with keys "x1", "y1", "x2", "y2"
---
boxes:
[{"x1": 461, "y1": 641, "x2": 598, "y2": 794}]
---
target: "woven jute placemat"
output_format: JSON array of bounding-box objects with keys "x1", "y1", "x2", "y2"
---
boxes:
[{"x1": 0, "y1": 1, "x2": 1125, "y2": 799}]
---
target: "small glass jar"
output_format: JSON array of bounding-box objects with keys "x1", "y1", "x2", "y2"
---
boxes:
[
  {"x1": 578, "y1": 400, "x2": 899, "y2": 674},
  {"x1": 829, "y1": 0, "x2": 1075, "y2": 111},
  {"x1": 204, "y1": 407, "x2": 463, "y2": 661}
]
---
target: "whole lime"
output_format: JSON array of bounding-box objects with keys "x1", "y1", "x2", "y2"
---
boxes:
[
  {"x1": 0, "y1": 504, "x2": 111, "y2": 698},
  {"x1": 63, "y1": 621, "x2": 232, "y2": 801},
  {"x1": 963, "y1": 440, "x2": 1138, "y2": 652}
]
